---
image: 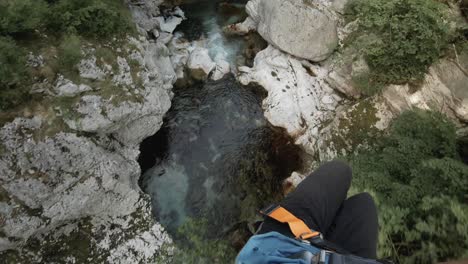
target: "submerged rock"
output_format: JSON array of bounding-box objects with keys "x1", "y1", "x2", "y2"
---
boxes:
[{"x1": 245, "y1": 0, "x2": 339, "y2": 62}]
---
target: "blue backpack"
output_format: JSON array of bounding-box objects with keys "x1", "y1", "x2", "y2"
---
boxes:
[{"x1": 236, "y1": 205, "x2": 385, "y2": 264}]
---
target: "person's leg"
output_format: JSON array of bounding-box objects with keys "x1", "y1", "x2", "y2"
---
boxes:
[
  {"x1": 325, "y1": 192, "x2": 379, "y2": 259},
  {"x1": 259, "y1": 160, "x2": 352, "y2": 236}
]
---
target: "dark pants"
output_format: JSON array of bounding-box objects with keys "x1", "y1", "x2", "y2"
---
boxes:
[{"x1": 259, "y1": 160, "x2": 379, "y2": 259}]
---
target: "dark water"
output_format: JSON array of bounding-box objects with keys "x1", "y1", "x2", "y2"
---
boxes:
[
  {"x1": 137, "y1": 1, "x2": 301, "y2": 254},
  {"x1": 139, "y1": 75, "x2": 302, "y2": 234}
]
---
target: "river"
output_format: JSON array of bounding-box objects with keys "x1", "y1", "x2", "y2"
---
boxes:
[{"x1": 137, "y1": 0, "x2": 303, "y2": 260}]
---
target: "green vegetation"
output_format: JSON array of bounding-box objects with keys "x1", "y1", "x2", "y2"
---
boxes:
[
  {"x1": 171, "y1": 218, "x2": 237, "y2": 263},
  {"x1": 0, "y1": 0, "x2": 135, "y2": 111},
  {"x1": 57, "y1": 34, "x2": 83, "y2": 73},
  {"x1": 346, "y1": 0, "x2": 451, "y2": 95},
  {"x1": 348, "y1": 110, "x2": 468, "y2": 263},
  {"x1": 47, "y1": 0, "x2": 135, "y2": 38},
  {"x1": 0, "y1": 0, "x2": 48, "y2": 35},
  {"x1": 0, "y1": 37, "x2": 30, "y2": 110},
  {"x1": 0, "y1": 0, "x2": 134, "y2": 38},
  {"x1": 327, "y1": 99, "x2": 381, "y2": 153}
]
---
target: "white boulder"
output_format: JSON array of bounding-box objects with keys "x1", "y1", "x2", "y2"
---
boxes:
[
  {"x1": 246, "y1": 0, "x2": 339, "y2": 62},
  {"x1": 155, "y1": 7, "x2": 185, "y2": 34},
  {"x1": 239, "y1": 45, "x2": 341, "y2": 153},
  {"x1": 54, "y1": 76, "x2": 92, "y2": 97},
  {"x1": 211, "y1": 58, "x2": 231, "y2": 81},
  {"x1": 187, "y1": 47, "x2": 216, "y2": 80}
]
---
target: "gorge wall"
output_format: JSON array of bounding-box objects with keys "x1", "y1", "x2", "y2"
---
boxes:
[{"x1": 0, "y1": 0, "x2": 467, "y2": 263}]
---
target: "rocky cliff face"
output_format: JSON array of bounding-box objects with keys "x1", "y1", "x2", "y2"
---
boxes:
[
  {"x1": 235, "y1": 0, "x2": 468, "y2": 173},
  {"x1": 0, "y1": 0, "x2": 191, "y2": 262},
  {"x1": 1, "y1": 0, "x2": 466, "y2": 262}
]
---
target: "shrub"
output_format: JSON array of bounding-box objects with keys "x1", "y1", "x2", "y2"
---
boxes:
[
  {"x1": 0, "y1": 37, "x2": 30, "y2": 110},
  {"x1": 348, "y1": 110, "x2": 468, "y2": 263},
  {"x1": 171, "y1": 218, "x2": 237, "y2": 263},
  {"x1": 462, "y1": 0, "x2": 468, "y2": 19},
  {"x1": 346, "y1": 0, "x2": 450, "y2": 92},
  {"x1": 47, "y1": 0, "x2": 134, "y2": 38},
  {"x1": 0, "y1": 0, "x2": 48, "y2": 35},
  {"x1": 57, "y1": 34, "x2": 82, "y2": 73}
]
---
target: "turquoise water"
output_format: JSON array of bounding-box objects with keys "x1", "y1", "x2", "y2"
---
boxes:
[
  {"x1": 176, "y1": 0, "x2": 249, "y2": 65},
  {"x1": 138, "y1": 0, "x2": 301, "y2": 247},
  {"x1": 139, "y1": 75, "x2": 302, "y2": 233}
]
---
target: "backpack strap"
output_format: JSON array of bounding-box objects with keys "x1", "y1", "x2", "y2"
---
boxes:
[
  {"x1": 260, "y1": 204, "x2": 350, "y2": 255},
  {"x1": 259, "y1": 205, "x2": 389, "y2": 264},
  {"x1": 260, "y1": 204, "x2": 321, "y2": 240}
]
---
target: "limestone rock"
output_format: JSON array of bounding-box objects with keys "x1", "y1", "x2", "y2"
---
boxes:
[
  {"x1": 54, "y1": 76, "x2": 92, "y2": 97},
  {"x1": 246, "y1": 0, "x2": 339, "y2": 62},
  {"x1": 282, "y1": 172, "x2": 306, "y2": 195},
  {"x1": 113, "y1": 57, "x2": 134, "y2": 87},
  {"x1": 26, "y1": 52, "x2": 44, "y2": 68},
  {"x1": 326, "y1": 46, "x2": 368, "y2": 99},
  {"x1": 127, "y1": 0, "x2": 163, "y2": 35},
  {"x1": 382, "y1": 59, "x2": 468, "y2": 123},
  {"x1": 187, "y1": 47, "x2": 216, "y2": 80},
  {"x1": 319, "y1": 57, "x2": 468, "y2": 162},
  {"x1": 0, "y1": 118, "x2": 173, "y2": 261},
  {"x1": 137, "y1": 39, "x2": 178, "y2": 84},
  {"x1": 158, "y1": 32, "x2": 174, "y2": 44},
  {"x1": 60, "y1": 36, "x2": 178, "y2": 143},
  {"x1": 169, "y1": 33, "x2": 191, "y2": 80},
  {"x1": 223, "y1": 17, "x2": 257, "y2": 35},
  {"x1": 79, "y1": 56, "x2": 108, "y2": 81},
  {"x1": 239, "y1": 45, "x2": 341, "y2": 153},
  {"x1": 155, "y1": 7, "x2": 185, "y2": 34},
  {"x1": 0, "y1": 0, "x2": 183, "y2": 262},
  {"x1": 332, "y1": 0, "x2": 349, "y2": 14},
  {"x1": 211, "y1": 58, "x2": 231, "y2": 81}
]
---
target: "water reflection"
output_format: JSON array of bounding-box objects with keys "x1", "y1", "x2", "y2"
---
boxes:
[{"x1": 139, "y1": 75, "x2": 302, "y2": 233}]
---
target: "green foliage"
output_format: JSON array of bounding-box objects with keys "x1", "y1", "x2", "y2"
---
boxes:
[
  {"x1": 349, "y1": 110, "x2": 468, "y2": 263},
  {"x1": 171, "y1": 218, "x2": 237, "y2": 263},
  {"x1": 0, "y1": 0, "x2": 135, "y2": 109},
  {"x1": 461, "y1": 0, "x2": 468, "y2": 20},
  {"x1": 0, "y1": 0, "x2": 48, "y2": 35},
  {"x1": 0, "y1": 37, "x2": 30, "y2": 110},
  {"x1": 47, "y1": 0, "x2": 135, "y2": 38},
  {"x1": 350, "y1": 72, "x2": 385, "y2": 97},
  {"x1": 346, "y1": 0, "x2": 450, "y2": 93},
  {"x1": 57, "y1": 35, "x2": 82, "y2": 73},
  {"x1": 0, "y1": 0, "x2": 134, "y2": 38}
]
